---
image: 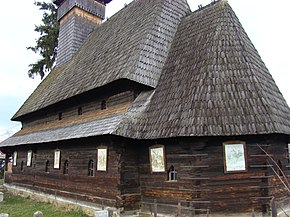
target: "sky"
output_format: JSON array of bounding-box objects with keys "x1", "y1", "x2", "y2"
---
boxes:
[{"x1": 0, "y1": 0, "x2": 289, "y2": 142}]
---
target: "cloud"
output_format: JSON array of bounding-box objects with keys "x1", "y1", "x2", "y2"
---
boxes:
[{"x1": 0, "y1": 124, "x2": 21, "y2": 143}]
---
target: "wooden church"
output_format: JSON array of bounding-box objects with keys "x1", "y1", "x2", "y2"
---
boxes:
[{"x1": 1, "y1": 0, "x2": 290, "y2": 216}]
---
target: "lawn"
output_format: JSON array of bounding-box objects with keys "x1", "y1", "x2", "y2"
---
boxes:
[{"x1": 0, "y1": 190, "x2": 89, "y2": 217}]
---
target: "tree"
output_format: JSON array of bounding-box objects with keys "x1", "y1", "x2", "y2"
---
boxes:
[{"x1": 27, "y1": 1, "x2": 59, "y2": 79}]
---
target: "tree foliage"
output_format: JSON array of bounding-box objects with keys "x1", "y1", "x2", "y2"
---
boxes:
[{"x1": 27, "y1": 1, "x2": 59, "y2": 79}]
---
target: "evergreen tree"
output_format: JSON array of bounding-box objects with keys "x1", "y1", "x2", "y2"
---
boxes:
[{"x1": 27, "y1": 1, "x2": 59, "y2": 79}]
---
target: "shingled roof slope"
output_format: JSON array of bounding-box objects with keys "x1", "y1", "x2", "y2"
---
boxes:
[
  {"x1": 129, "y1": 1, "x2": 290, "y2": 139},
  {"x1": 12, "y1": 0, "x2": 190, "y2": 120}
]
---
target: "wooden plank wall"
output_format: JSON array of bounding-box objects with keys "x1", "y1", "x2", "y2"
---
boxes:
[
  {"x1": 6, "y1": 137, "x2": 123, "y2": 208},
  {"x1": 5, "y1": 134, "x2": 289, "y2": 214},
  {"x1": 139, "y1": 135, "x2": 289, "y2": 215},
  {"x1": 120, "y1": 143, "x2": 141, "y2": 211},
  {"x1": 22, "y1": 90, "x2": 135, "y2": 128}
]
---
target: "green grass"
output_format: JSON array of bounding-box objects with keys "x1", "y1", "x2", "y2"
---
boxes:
[{"x1": 0, "y1": 191, "x2": 89, "y2": 217}]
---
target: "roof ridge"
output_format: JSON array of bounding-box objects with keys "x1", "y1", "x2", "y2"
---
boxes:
[{"x1": 191, "y1": 0, "x2": 227, "y2": 14}]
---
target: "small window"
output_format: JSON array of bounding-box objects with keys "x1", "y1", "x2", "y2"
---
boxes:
[
  {"x1": 78, "y1": 107, "x2": 82, "y2": 115},
  {"x1": 20, "y1": 161, "x2": 24, "y2": 171},
  {"x1": 58, "y1": 112, "x2": 62, "y2": 120},
  {"x1": 168, "y1": 165, "x2": 177, "y2": 181},
  {"x1": 63, "y1": 160, "x2": 69, "y2": 175},
  {"x1": 223, "y1": 141, "x2": 247, "y2": 173},
  {"x1": 277, "y1": 160, "x2": 283, "y2": 176},
  {"x1": 101, "y1": 100, "x2": 107, "y2": 110},
  {"x1": 88, "y1": 160, "x2": 94, "y2": 177},
  {"x1": 45, "y1": 160, "x2": 50, "y2": 173},
  {"x1": 13, "y1": 151, "x2": 17, "y2": 166}
]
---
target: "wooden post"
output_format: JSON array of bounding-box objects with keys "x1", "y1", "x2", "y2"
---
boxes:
[
  {"x1": 252, "y1": 207, "x2": 255, "y2": 217},
  {"x1": 206, "y1": 209, "x2": 209, "y2": 217},
  {"x1": 190, "y1": 202, "x2": 194, "y2": 217},
  {"x1": 271, "y1": 197, "x2": 277, "y2": 217},
  {"x1": 177, "y1": 201, "x2": 182, "y2": 217},
  {"x1": 154, "y1": 199, "x2": 157, "y2": 217}
]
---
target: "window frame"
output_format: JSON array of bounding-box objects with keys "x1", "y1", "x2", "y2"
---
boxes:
[
  {"x1": 101, "y1": 100, "x2": 107, "y2": 110},
  {"x1": 223, "y1": 141, "x2": 247, "y2": 173},
  {"x1": 149, "y1": 145, "x2": 166, "y2": 173},
  {"x1": 168, "y1": 165, "x2": 177, "y2": 182},
  {"x1": 63, "y1": 160, "x2": 69, "y2": 175},
  {"x1": 45, "y1": 160, "x2": 50, "y2": 173},
  {"x1": 20, "y1": 161, "x2": 24, "y2": 171},
  {"x1": 88, "y1": 159, "x2": 95, "y2": 177}
]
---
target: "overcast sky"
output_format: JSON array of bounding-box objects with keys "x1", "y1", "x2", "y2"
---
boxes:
[{"x1": 0, "y1": 0, "x2": 289, "y2": 142}]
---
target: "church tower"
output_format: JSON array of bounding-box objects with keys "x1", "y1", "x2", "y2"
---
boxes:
[{"x1": 54, "y1": 0, "x2": 112, "y2": 67}]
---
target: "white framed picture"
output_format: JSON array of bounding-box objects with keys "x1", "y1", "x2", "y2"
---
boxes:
[
  {"x1": 97, "y1": 147, "x2": 107, "y2": 171},
  {"x1": 54, "y1": 149, "x2": 61, "y2": 169},
  {"x1": 149, "y1": 145, "x2": 166, "y2": 173},
  {"x1": 223, "y1": 142, "x2": 247, "y2": 173},
  {"x1": 13, "y1": 151, "x2": 17, "y2": 166},
  {"x1": 27, "y1": 150, "x2": 33, "y2": 167}
]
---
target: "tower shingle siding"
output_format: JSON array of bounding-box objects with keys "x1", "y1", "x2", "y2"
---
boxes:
[{"x1": 56, "y1": 0, "x2": 105, "y2": 67}]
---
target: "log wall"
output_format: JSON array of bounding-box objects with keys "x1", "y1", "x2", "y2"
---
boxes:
[
  {"x1": 4, "y1": 134, "x2": 290, "y2": 215},
  {"x1": 139, "y1": 134, "x2": 290, "y2": 215},
  {"x1": 6, "y1": 137, "x2": 123, "y2": 208},
  {"x1": 22, "y1": 90, "x2": 135, "y2": 128}
]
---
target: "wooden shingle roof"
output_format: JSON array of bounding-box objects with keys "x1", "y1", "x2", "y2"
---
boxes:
[
  {"x1": 12, "y1": 0, "x2": 190, "y2": 120},
  {"x1": 1, "y1": 0, "x2": 289, "y2": 147},
  {"x1": 127, "y1": 1, "x2": 290, "y2": 139}
]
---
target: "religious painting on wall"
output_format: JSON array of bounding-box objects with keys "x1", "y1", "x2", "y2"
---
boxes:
[
  {"x1": 97, "y1": 147, "x2": 107, "y2": 171},
  {"x1": 27, "y1": 150, "x2": 33, "y2": 167},
  {"x1": 13, "y1": 151, "x2": 17, "y2": 166},
  {"x1": 223, "y1": 142, "x2": 247, "y2": 173},
  {"x1": 288, "y1": 143, "x2": 290, "y2": 163},
  {"x1": 149, "y1": 145, "x2": 166, "y2": 173},
  {"x1": 54, "y1": 149, "x2": 61, "y2": 169}
]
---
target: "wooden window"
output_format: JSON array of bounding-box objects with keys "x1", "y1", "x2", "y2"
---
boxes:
[
  {"x1": 97, "y1": 147, "x2": 107, "y2": 171},
  {"x1": 54, "y1": 149, "x2": 61, "y2": 169},
  {"x1": 78, "y1": 107, "x2": 82, "y2": 115},
  {"x1": 149, "y1": 145, "x2": 166, "y2": 173},
  {"x1": 168, "y1": 165, "x2": 177, "y2": 181},
  {"x1": 63, "y1": 160, "x2": 69, "y2": 175},
  {"x1": 45, "y1": 160, "x2": 50, "y2": 173},
  {"x1": 277, "y1": 160, "x2": 283, "y2": 176},
  {"x1": 88, "y1": 160, "x2": 94, "y2": 177},
  {"x1": 13, "y1": 151, "x2": 17, "y2": 166},
  {"x1": 101, "y1": 100, "x2": 107, "y2": 110},
  {"x1": 20, "y1": 161, "x2": 24, "y2": 171},
  {"x1": 27, "y1": 150, "x2": 33, "y2": 167},
  {"x1": 58, "y1": 112, "x2": 62, "y2": 120},
  {"x1": 223, "y1": 141, "x2": 247, "y2": 173}
]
